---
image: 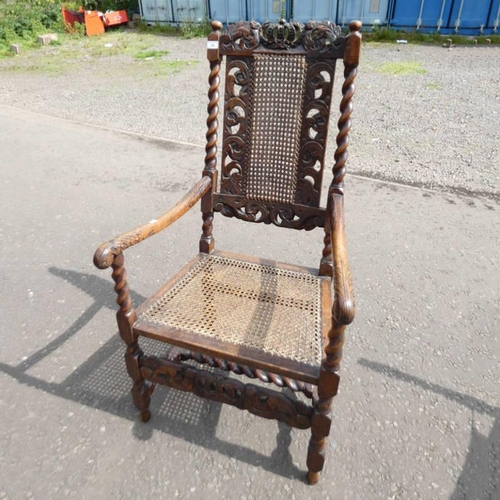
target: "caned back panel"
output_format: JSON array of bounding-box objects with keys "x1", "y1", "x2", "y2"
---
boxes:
[
  {"x1": 246, "y1": 54, "x2": 307, "y2": 205},
  {"x1": 214, "y1": 21, "x2": 346, "y2": 230}
]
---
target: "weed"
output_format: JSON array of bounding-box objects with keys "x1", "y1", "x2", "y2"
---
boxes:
[
  {"x1": 180, "y1": 17, "x2": 211, "y2": 39},
  {"x1": 376, "y1": 61, "x2": 427, "y2": 76},
  {"x1": 136, "y1": 20, "x2": 179, "y2": 36},
  {"x1": 148, "y1": 59, "x2": 196, "y2": 77},
  {"x1": 134, "y1": 49, "x2": 169, "y2": 59},
  {"x1": 365, "y1": 26, "x2": 500, "y2": 45},
  {"x1": 426, "y1": 82, "x2": 441, "y2": 90}
]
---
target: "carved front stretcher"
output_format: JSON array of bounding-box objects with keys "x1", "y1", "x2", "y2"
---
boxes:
[{"x1": 93, "y1": 18, "x2": 361, "y2": 485}]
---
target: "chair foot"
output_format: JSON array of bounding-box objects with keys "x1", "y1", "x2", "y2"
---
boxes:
[
  {"x1": 307, "y1": 470, "x2": 320, "y2": 485},
  {"x1": 140, "y1": 409, "x2": 151, "y2": 422}
]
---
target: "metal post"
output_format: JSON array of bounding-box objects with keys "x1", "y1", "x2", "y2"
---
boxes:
[
  {"x1": 341, "y1": 0, "x2": 346, "y2": 26},
  {"x1": 436, "y1": 0, "x2": 447, "y2": 31},
  {"x1": 494, "y1": 4, "x2": 500, "y2": 33},
  {"x1": 454, "y1": 0, "x2": 465, "y2": 33},
  {"x1": 416, "y1": 0, "x2": 425, "y2": 30},
  {"x1": 328, "y1": 0, "x2": 333, "y2": 21},
  {"x1": 154, "y1": 0, "x2": 159, "y2": 25}
]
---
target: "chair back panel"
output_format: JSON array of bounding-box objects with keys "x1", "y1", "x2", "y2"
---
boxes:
[
  {"x1": 214, "y1": 21, "x2": 346, "y2": 230},
  {"x1": 246, "y1": 53, "x2": 307, "y2": 205}
]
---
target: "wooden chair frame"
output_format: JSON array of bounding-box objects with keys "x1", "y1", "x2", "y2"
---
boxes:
[{"x1": 94, "y1": 19, "x2": 361, "y2": 484}]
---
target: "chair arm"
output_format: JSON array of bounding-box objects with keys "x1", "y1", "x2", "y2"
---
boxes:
[
  {"x1": 94, "y1": 176, "x2": 211, "y2": 270},
  {"x1": 329, "y1": 194, "x2": 355, "y2": 326}
]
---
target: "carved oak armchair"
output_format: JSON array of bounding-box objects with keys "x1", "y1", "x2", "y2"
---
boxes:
[{"x1": 94, "y1": 19, "x2": 361, "y2": 484}]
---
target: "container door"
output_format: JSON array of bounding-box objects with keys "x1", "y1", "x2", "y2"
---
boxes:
[
  {"x1": 173, "y1": 0, "x2": 207, "y2": 23},
  {"x1": 338, "y1": 0, "x2": 390, "y2": 26},
  {"x1": 156, "y1": 0, "x2": 175, "y2": 23},
  {"x1": 487, "y1": 0, "x2": 500, "y2": 33},
  {"x1": 209, "y1": 0, "x2": 246, "y2": 24},
  {"x1": 140, "y1": 0, "x2": 160, "y2": 24},
  {"x1": 448, "y1": 0, "x2": 494, "y2": 34},
  {"x1": 248, "y1": 0, "x2": 288, "y2": 22},
  {"x1": 291, "y1": 0, "x2": 339, "y2": 22},
  {"x1": 389, "y1": 0, "x2": 453, "y2": 32}
]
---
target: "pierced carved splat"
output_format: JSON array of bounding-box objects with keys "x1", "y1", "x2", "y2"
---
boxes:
[
  {"x1": 220, "y1": 56, "x2": 252, "y2": 196},
  {"x1": 295, "y1": 59, "x2": 336, "y2": 206}
]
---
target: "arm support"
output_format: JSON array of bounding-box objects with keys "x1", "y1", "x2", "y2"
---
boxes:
[
  {"x1": 329, "y1": 194, "x2": 355, "y2": 326},
  {"x1": 94, "y1": 176, "x2": 211, "y2": 270}
]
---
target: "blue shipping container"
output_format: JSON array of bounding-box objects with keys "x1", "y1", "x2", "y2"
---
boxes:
[
  {"x1": 448, "y1": 0, "x2": 494, "y2": 34},
  {"x1": 338, "y1": 0, "x2": 390, "y2": 26},
  {"x1": 488, "y1": 0, "x2": 500, "y2": 31},
  {"x1": 389, "y1": 0, "x2": 499, "y2": 34},
  {"x1": 292, "y1": 0, "x2": 339, "y2": 22},
  {"x1": 209, "y1": 0, "x2": 246, "y2": 24},
  {"x1": 389, "y1": 0, "x2": 452, "y2": 31}
]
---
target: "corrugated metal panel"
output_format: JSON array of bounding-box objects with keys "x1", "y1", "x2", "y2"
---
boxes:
[
  {"x1": 247, "y1": 0, "x2": 286, "y2": 22},
  {"x1": 140, "y1": 0, "x2": 175, "y2": 24},
  {"x1": 487, "y1": 0, "x2": 500, "y2": 32},
  {"x1": 209, "y1": 0, "x2": 246, "y2": 24},
  {"x1": 338, "y1": 0, "x2": 390, "y2": 26},
  {"x1": 173, "y1": 0, "x2": 207, "y2": 23},
  {"x1": 138, "y1": 0, "x2": 499, "y2": 34},
  {"x1": 389, "y1": 0, "x2": 452, "y2": 31},
  {"x1": 388, "y1": 0, "x2": 498, "y2": 34},
  {"x1": 449, "y1": 0, "x2": 494, "y2": 34},
  {"x1": 292, "y1": 0, "x2": 339, "y2": 22},
  {"x1": 140, "y1": 0, "x2": 207, "y2": 24}
]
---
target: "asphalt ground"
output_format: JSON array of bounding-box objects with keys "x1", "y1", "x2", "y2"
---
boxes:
[{"x1": 1, "y1": 105, "x2": 499, "y2": 499}]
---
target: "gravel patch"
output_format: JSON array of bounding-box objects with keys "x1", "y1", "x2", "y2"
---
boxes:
[{"x1": 0, "y1": 32, "x2": 499, "y2": 198}]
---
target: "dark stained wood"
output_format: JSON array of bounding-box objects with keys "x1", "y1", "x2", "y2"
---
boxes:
[
  {"x1": 200, "y1": 20, "x2": 222, "y2": 254},
  {"x1": 213, "y1": 194, "x2": 325, "y2": 230},
  {"x1": 307, "y1": 20, "x2": 361, "y2": 484},
  {"x1": 140, "y1": 356, "x2": 313, "y2": 429},
  {"x1": 133, "y1": 249, "x2": 331, "y2": 386},
  {"x1": 111, "y1": 254, "x2": 156, "y2": 422},
  {"x1": 93, "y1": 18, "x2": 362, "y2": 485},
  {"x1": 172, "y1": 348, "x2": 315, "y2": 398},
  {"x1": 219, "y1": 20, "x2": 346, "y2": 59},
  {"x1": 94, "y1": 176, "x2": 211, "y2": 270}
]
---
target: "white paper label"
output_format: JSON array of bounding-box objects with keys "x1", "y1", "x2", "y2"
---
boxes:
[{"x1": 207, "y1": 40, "x2": 219, "y2": 49}]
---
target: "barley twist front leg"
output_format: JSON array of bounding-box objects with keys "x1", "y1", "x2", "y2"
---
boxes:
[{"x1": 112, "y1": 254, "x2": 155, "y2": 422}]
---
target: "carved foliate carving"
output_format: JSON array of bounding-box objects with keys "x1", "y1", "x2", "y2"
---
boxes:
[
  {"x1": 220, "y1": 21, "x2": 260, "y2": 53},
  {"x1": 302, "y1": 21, "x2": 343, "y2": 53},
  {"x1": 295, "y1": 59, "x2": 336, "y2": 206},
  {"x1": 219, "y1": 20, "x2": 346, "y2": 58},
  {"x1": 221, "y1": 57, "x2": 252, "y2": 196},
  {"x1": 140, "y1": 356, "x2": 313, "y2": 429},
  {"x1": 214, "y1": 195, "x2": 325, "y2": 230},
  {"x1": 260, "y1": 19, "x2": 304, "y2": 49}
]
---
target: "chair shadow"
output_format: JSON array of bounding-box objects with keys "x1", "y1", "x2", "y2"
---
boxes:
[
  {"x1": 358, "y1": 358, "x2": 500, "y2": 500},
  {"x1": 0, "y1": 267, "x2": 302, "y2": 481}
]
